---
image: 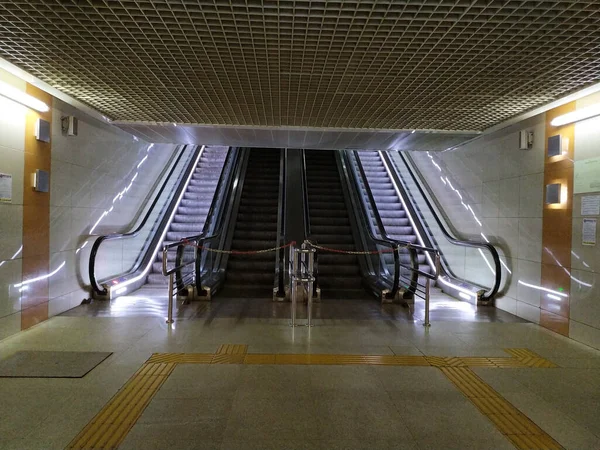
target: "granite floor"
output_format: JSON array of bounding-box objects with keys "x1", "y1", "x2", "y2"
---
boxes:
[{"x1": 0, "y1": 291, "x2": 599, "y2": 449}]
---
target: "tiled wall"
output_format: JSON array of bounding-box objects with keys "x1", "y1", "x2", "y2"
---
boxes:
[
  {"x1": 569, "y1": 92, "x2": 600, "y2": 349},
  {"x1": 0, "y1": 68, "x2": 178, "y2": 340},
  {"x1": 409, "y1": 115, "x2": 546, "y2": 324},
  {"x1": 48, "y1": 100, "x2": 177, "y2": 319},
  {"x1": 0, "y1": 70, "x2": 28, "y2": 339}
]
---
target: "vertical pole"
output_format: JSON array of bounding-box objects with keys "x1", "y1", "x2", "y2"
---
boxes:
[
  {"x1": 307, "y1": 248, "x2": 315, "y2": 327},
  {"x1": 167, "y1": 273, "x2": 174, "y2": 324},
  {"x1": 290, "y1": 246, "x2": 298, "y2": 327},
  {"x1": 434, "y1": 253, "x2": 441, "y2": 278},
  {"x1": 423, "y1": 277, "x2": 431, "y2": 328}
]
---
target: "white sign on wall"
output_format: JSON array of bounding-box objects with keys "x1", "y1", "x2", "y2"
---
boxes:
[
  {"x1": 583, "y1": 218, "x2": 597, "y2": 246},
  {"x1": 574, "y1": 156, "x2": 600, "y2": 194},
  {"x1": 0, "y1": 172, "x2": 12, "y2": 203},
  {"x1": 581, "y1": 195, "x2": 600, "y2": 216}
]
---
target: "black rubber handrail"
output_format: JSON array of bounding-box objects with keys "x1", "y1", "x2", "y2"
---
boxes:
[
  {"x1": 192, "y1": 148, "x2": 247, "y2": 294},
  {"x1": 89, "y1": 144, "x2": 196, "y2": 295},
  {"x1": 301, "y1": 149, "x2": 311, "y2": 238},
  {"x1": 389, "y1": 151, "x2": 501, "y2": 301},
  {"x1": 275, "y1": 149, "x2": 286, "y2": 297}
]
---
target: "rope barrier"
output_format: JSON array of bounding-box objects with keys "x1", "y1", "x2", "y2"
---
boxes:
[
  {"x1": 305, "y1": 240, "x2": 400, "y2": 255},
  {"x1": 171, "y1": 239, "x2": 407, "y2": 257},
  {"x1": 179, "y1": 239, "x2": 296, "y2": 255}
]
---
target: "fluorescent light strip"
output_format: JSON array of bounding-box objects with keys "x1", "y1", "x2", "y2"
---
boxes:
[
  {"x1": 0, "y1": 80, "x2": 49, "y2": 112},
  {"x1": 551, "y1": 104, "x2": 600, "y2": 127},
  {"x1": 110, "y1": 146, "x2": 205, "y2": 292}
]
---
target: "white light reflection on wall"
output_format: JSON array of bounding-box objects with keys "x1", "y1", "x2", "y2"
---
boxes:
[
  {"x1": 85, "y1": 143, "x2": 154, "y2": 240},
  {"x1": 0, "y1": 245, "x2": 23, "y2": 269},
  {"x1": 14, "y1": 261, "x2": 65, "y2": 288}
]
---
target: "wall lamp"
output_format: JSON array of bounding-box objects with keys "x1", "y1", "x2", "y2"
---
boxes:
[
  {"x1": 551, "y1": 104, "x2": 600, "y2": 127},
  {"x1": 0, "y1": 80, "x2": 49, "y2": 113}
]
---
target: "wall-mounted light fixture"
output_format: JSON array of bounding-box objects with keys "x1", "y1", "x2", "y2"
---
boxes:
[
  {"x1": 546, "y1": 183, "x2": 562, "y2": 204},
  {"x1": 0, "y1": 80, "x2": 49, "y2": 112},
  {"x1": 551, "y1": 104, "x2": 600, "y2": 127}
]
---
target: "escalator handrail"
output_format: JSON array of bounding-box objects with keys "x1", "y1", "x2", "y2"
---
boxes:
[
  {"x1": 301, "y1": 149, "x2": 311, "y2": 238},
  {"x1": 89, "y1": 144, "x2": 196, "y2": 295},
  {"x1": 276, "y1": 149, "x2": 287, "y2": 296},
  {"x1": 388, "y1": 151, "x2": 501, "y2": 301}
]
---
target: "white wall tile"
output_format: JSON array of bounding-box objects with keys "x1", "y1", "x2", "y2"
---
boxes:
[
  {"x1": 496, "y1": 296, "x2": 517, "y2": 315},
  {"x1": 0, "y1": 258, "x2": 22, "y2": 318},
  {"x1": 516, "y1": 301, "x2": 540, "y2": 324},
  {"x1": 0, "y1": 205, "x2": 23, "y2": 261},
  {"x1": 0, "y1": 312, "x2": 21, "y2": 341},
  {"x1": 516, "y1": 259, "x2": 542, "y2": 308},
  {"x1": 518, "y1": 218, "x2": 543, "y2": 263},
  {"x1": 569, "y1": 269, "x2": 600, "y2": 328},
  {"x1": 519, "y1": 172, "x2": 544, "y2": 218}
]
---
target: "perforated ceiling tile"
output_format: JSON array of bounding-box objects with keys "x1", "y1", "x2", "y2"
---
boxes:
[{"x1": 1, "y1": 1, "x2": 599, "y2": 131}]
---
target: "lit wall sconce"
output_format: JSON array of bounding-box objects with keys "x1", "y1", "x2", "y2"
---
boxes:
[
  {"x1": 0, "y1": 80, "x2": 49, "y2": 112},
  {"x1": 551, "y1": 104, "x2": 600, "y2": 126},
  {"x1": 546, "y1": 183, "x2": 562, "y2": 204},
  {"x1": 547, "y1": 134, "x2": 568, "y2": 157},
  {"x1": 35, "y1": 118, "x2": 50, "y2": 143},
  {"x1": 32, "y1": 169, "x2": 49, "y2": 193}
]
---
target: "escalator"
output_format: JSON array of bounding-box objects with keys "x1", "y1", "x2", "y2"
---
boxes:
[
  {"x1": 346, "y1": 150, "x2": 501, "y2": 304},
  {"x1": 147, "y1": 147, "x2": 228, "y2": 285},
  {"x1": 305, "y1": 150, "x2": 366, "y2": 299},
  {"x1": 355, "y1": 152, "x2": 432, "y2": 280},
  {"x1": 89, "y1": 145, "x2": 231, "y2": 299},
  {"x1": 220, "y1": 149, "x2": 281, "y2": 297}
]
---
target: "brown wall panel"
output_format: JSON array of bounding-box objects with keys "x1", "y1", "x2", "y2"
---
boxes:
[
  {"x1": 21, "y1": 84, "x2": 52, "y2": 330},
  {"x1": 540, "y1": 101, "x2": 575, "y2": 336}
]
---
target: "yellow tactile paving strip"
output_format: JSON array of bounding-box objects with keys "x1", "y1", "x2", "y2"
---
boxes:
[
  {"x1": 441, "y1": 367, "x2": 564, "y2": 450},
  {"x1": 67, "y1": 346, "x2": 561, "y2": 450},
  {"x1": 66, "y1": 362, "x2": 175, "y2": 450}
]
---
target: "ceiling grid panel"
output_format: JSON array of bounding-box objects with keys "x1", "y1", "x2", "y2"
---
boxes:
[{"x1": 0, "y1": 1, "x2": 599, "y2": 131}]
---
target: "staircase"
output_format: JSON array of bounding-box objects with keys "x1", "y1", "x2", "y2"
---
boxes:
[
  {"x1": 356, "y1": 151, "x2": 432, "y2": 278},
  {"x1": 305, "y1": 150, "x2": 366, "y2": 299},
  {"x1": 146, "y1": 146, "x2": 228, "y2": 285},
  {"x1": 221, "y1": 148, "x2": 281, "y2": 297}
]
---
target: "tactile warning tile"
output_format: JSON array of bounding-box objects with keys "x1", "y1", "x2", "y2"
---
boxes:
[
  {"x1": 66, "y1": 362, "x2": 175, "y2": 449},
  {"x1": 441, "y1": 367, "x2": 564, "y2": 450},
  {"x1": 1, "y1": 2, "x2": 599, "y2": 131},
  {"x1": 146, "y1": 353, "x2": 213, "y2": 364},
  {"x1": 504, "y1": 349, "x2": 558, "y2": 368},
  {"x1": 216, "y1": 344, "x2": 248, "y2": 355}
]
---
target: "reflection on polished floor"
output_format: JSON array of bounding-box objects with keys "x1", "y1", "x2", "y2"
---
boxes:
[
  {"x1": 1, "y1": 289, "x2": 599, "y2": 449},
  {"x1": 63, "y1": 287, "x2": 524, "y2": 323}
]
